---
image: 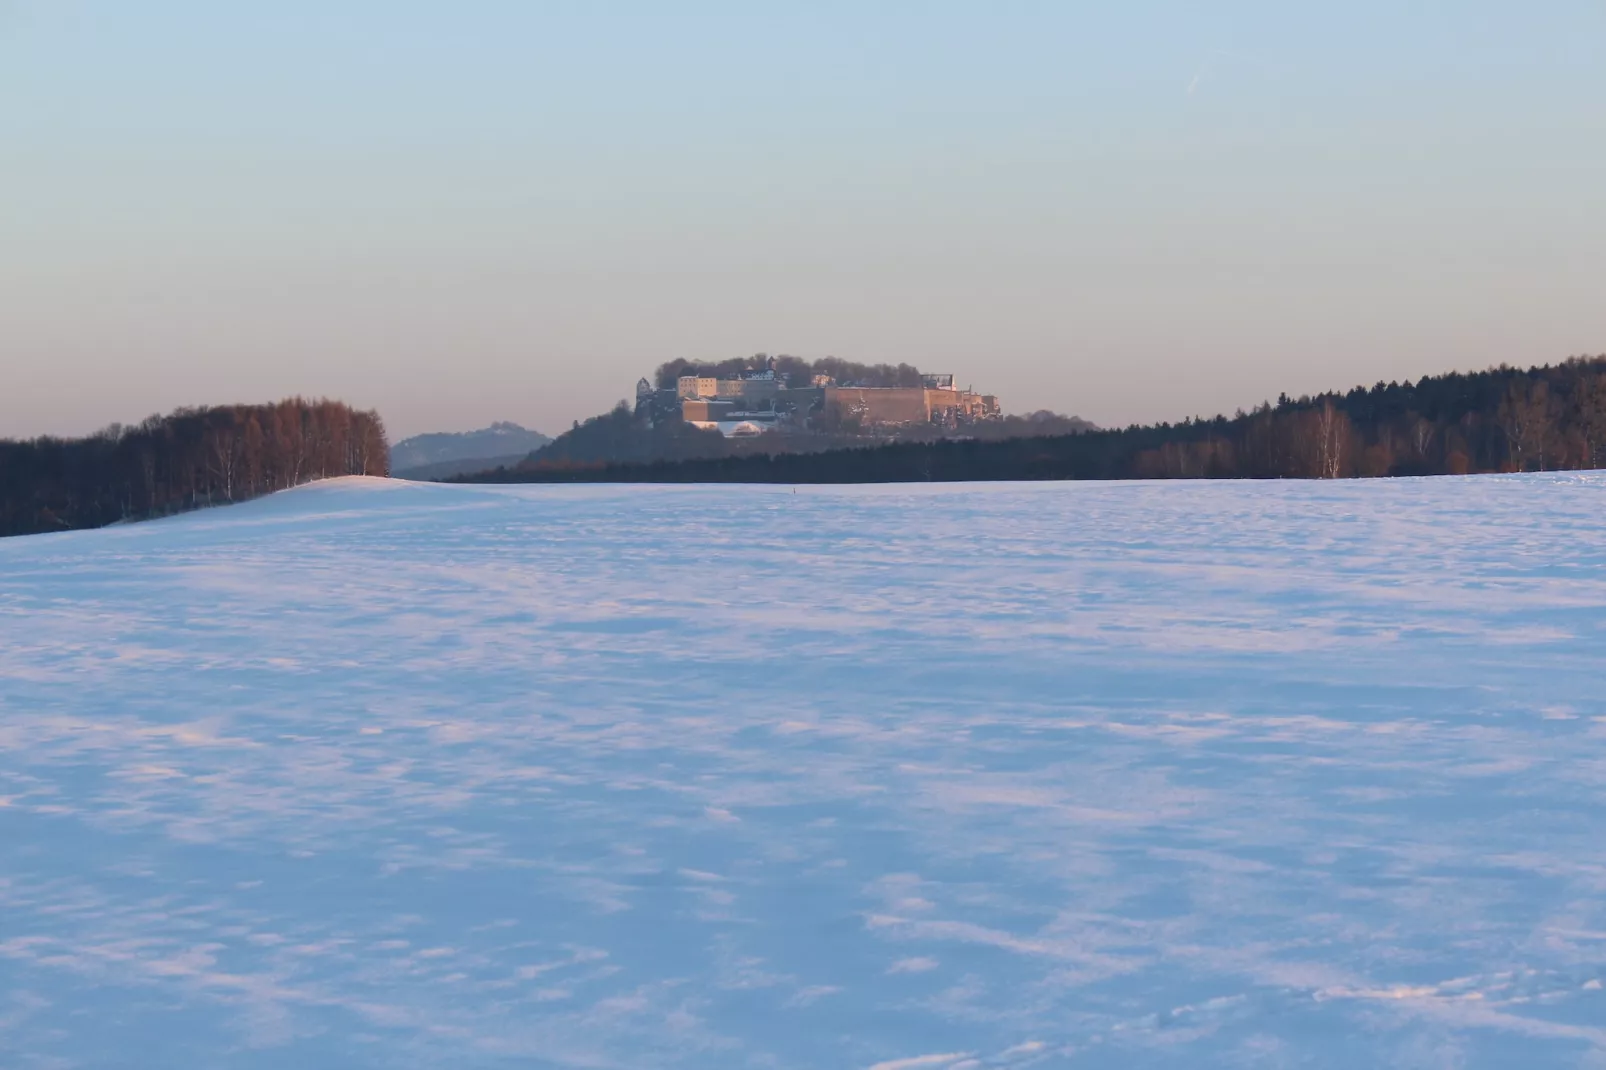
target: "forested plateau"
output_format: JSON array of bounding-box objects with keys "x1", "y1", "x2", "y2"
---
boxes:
[{"x1": 465, "y1": 357, "x2": 1606, "y2": 486}]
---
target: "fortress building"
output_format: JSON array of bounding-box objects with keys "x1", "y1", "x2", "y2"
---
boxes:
[
  {"x1": 677, "y1": 373, "x2": 782, "y2": 405},
  {"x1": 823, "y1": 381, "x2": 999, "y2": 428},
  {"x1": 663, "y1": 367, "x2": 1000, "y2": 436}
]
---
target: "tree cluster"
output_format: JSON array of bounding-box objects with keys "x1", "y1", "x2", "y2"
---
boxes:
[
  {"x1": 653, "y1": 354, "x2": 926, "y2": 390},
  {"x1": 1, "y1": 398, "x2": 388, "y2": 537}
]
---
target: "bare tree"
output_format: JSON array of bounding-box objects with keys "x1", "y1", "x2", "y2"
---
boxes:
[
  {"x1": 1499, "y1": 379, "x2": 1556, "y2": 471},
  {"x1": 205, "y1": 419, "x2": 242, "y2": 502},
  {"x1": 1314, "y1": 400, "x2": 1350, "y2": 478},
  {"x1": 1409, "y1": 415, "x2": 1434, "y2": 461}
]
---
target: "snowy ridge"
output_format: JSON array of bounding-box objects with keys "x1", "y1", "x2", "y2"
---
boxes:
[{"x1": 2, "y1": 475, "x2": 1604, "y2": 1067}]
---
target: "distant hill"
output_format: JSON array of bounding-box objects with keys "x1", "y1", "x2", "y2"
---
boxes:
[
  {"x1": 525, "y1": 400, "x2": 1097, "y2": 470},
  {"x1": 393, "y1": 453, "x2": 534, "y2": 481},
  {"x1": 390, "y1": 422, "x2": 550, "y2": 477}
]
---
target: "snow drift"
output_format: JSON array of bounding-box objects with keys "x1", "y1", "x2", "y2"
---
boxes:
[{"x1": 2, "y1": 475, "x2": 1604, "y2": 1067}]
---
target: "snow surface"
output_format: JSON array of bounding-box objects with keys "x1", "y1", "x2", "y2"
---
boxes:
[{"x1": 3, "y1": 474, "x2": 1605, "y2": 1068}]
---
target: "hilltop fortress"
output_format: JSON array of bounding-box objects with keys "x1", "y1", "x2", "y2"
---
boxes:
[{"x1": 635, "y1": 358, "x2": 1000, "y2": 438}]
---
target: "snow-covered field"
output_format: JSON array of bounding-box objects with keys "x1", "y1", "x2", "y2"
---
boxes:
[{"x1": 3, "y1": 475, "x2": 1605, "y2": 1068}]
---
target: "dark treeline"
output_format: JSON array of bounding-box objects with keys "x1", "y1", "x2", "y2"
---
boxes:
[
  {"x1": 1, "y1": 398, "x2": 389, "y2": 537},
  {"x1": 464, "y1": 357, "x2": 1606, "y2": 486}
]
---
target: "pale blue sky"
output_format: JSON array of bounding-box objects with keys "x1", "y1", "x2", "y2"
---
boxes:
[{"x1": 3, "y1": 2, "x2": 1603, "y2": 439}]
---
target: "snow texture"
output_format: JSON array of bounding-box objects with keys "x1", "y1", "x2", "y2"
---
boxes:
[{"x1": 2, "y1": 475, "x2": 1605, "y2": 1068}]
